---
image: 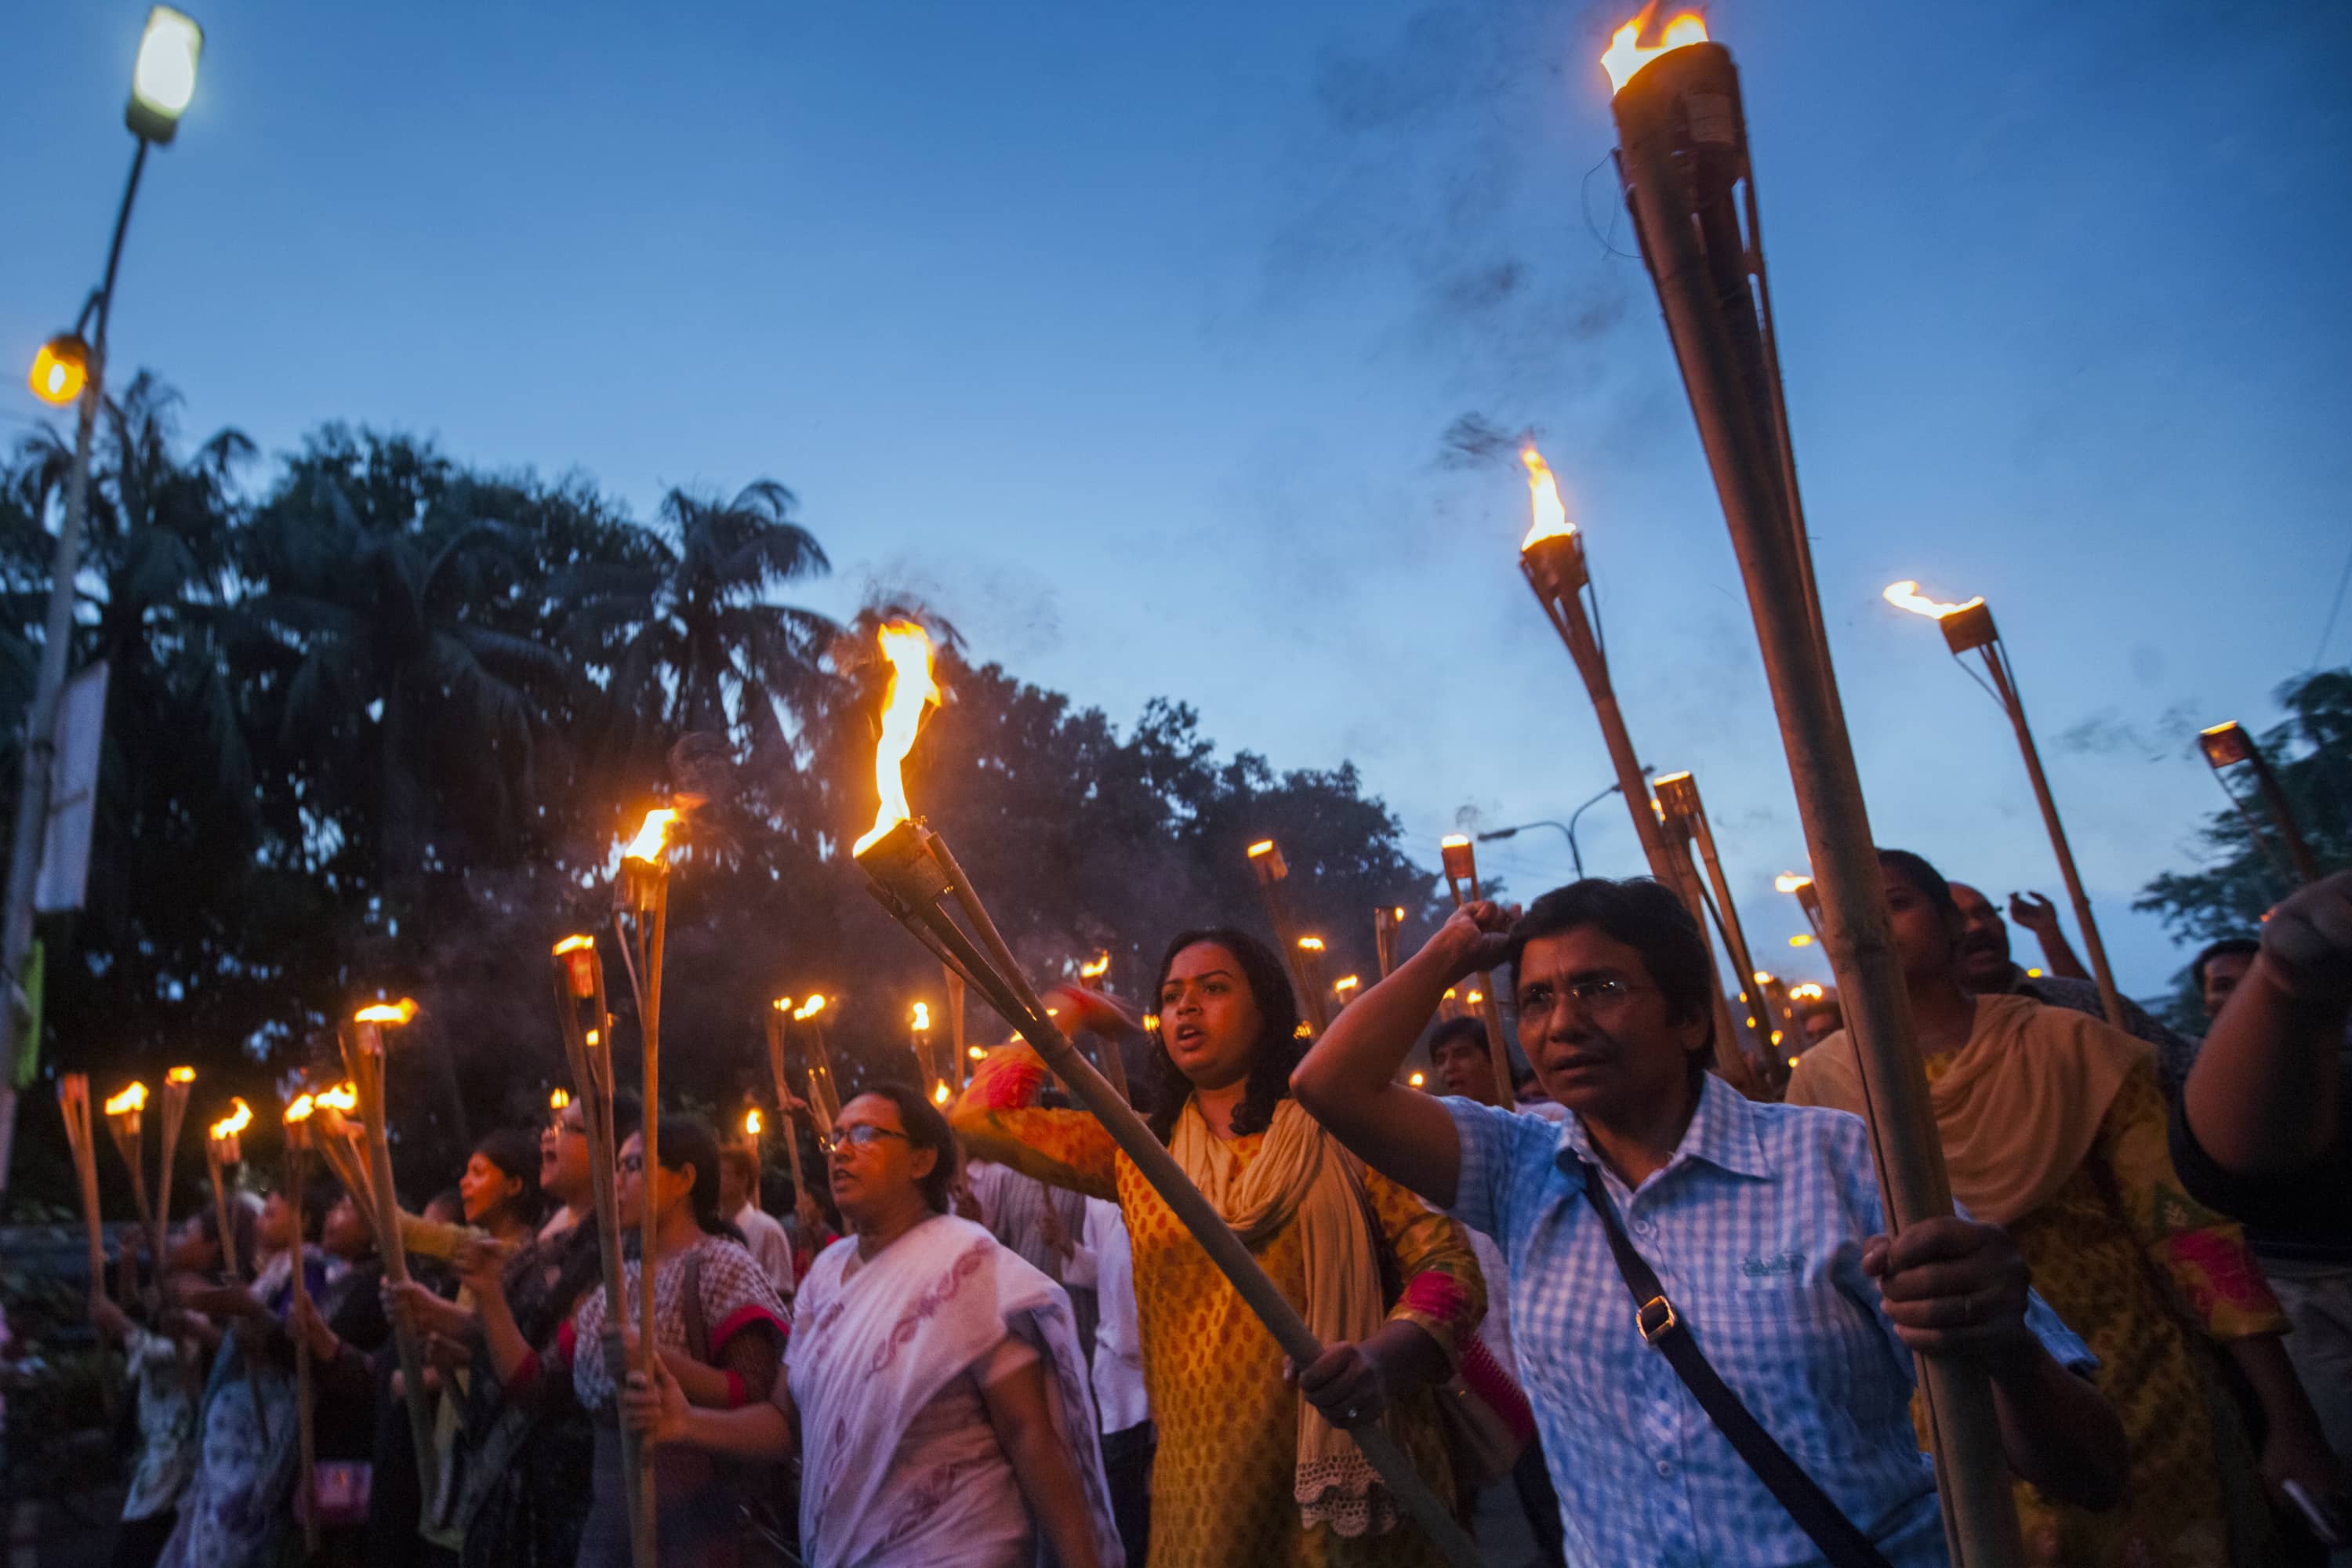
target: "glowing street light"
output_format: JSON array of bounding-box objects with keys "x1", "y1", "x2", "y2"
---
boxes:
[
  {"x1": 128, "y1": 8, "x2": 205, "y2": 143},
  {"x1": 27, "y1": 338, "x2": 89, "y2": 407}
]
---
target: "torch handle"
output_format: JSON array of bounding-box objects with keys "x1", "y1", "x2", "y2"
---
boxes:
[
  {"x1": 354, "y1": 1030, "x2": 442, "y2": 1519},
  {"x1": 2241, "y1": 742, "x2": 2321, "y2": 886},
  {"x1": 157, "y1": 1084, "x2": 190, "y2": 1279},
  {"x1": 285, "y1": 1141, "x2": 320, "y2": 1558},
  {"x1": 206, "y1": 1142, "x2": 240, "y2": 1279},
  {"x1": 1687, "y1": 812, "x2": 1777, "y2": 1067},
  {"x1": 60, "y1": 1081, "x2": 106, "y2": 1297},
  {"x1": 1443, "y1": 880, "x2": 1517, "y2": 1105}
]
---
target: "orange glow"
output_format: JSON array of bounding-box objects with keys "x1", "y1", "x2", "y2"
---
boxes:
[
  {"x1": 1079, "y1": 952, "x2": 1111, "y2": 980},
  {"x1": 744, "y1": 1108, "x2": 763, "y2": 1137},
  {"x1": 1600, "y1": 7, "x2": 1708, "y2": 95},
  {"x1": 583, "y1": 1029, "x2": 601, "y2": 1047},
  {"x1": 623, "y1": 808, "x2": 680, "y2": 863},
  {"x1": 1247, "y1": 840, "x2": 1276, "y2": 858},
  {"x1": 911, "y1": 1002, "x2": 931, "y2": 1031},
  {"x1": 772, "y1": 996, "x2": 793, "y2": 1013},
  {"x1": 2026, "y1": 967, "x2": 2044, "y2": 978},
  {"x1": 1882, "y1": 580, "x2": 1984, "y2": 620},
  {"x1": 794, "y1": 995, "x2": 827, "y2": 1021},
  {"x1": 104, "y1": 1083, "x2": 148, "y2": 1116},
  {"x1": 1789, "y1": 933, "x2": 1814, "y2": 947},
  {"x1": 354, "y1": 1000, "x2": 417, "y2": 1026},
  {"x1": 27, "y1": 339, "x2": 88, "y2": 407},
  {"x1": 968, "y1": 1044, "x2": 988, "y2": 1060},
  {"x1": 1392, "y1": 906, "x2": 1406, "y2": 920},
  {"x1": 1298, "y1": 936, "x2": 1326, "y2": 953},
  {"x1": 315, "y1": 1083, "x2": 358, "y2": 1113},
  {"x1": 1751, "y1": 971, "x2": 1772, "y2": 986},
  {"x1": 166, "y1": 1065, "x2": 195, "y2": 1085},
  {"x1": 1788, "y1": 982, "x2": 1825, "y2": 1002},
  {"x1": 1774, "y1": 872, "x2": 1812, "y2": 894},
  {"x1": 1440, "y1": 834, "x2": 1471, "y2": 850},
  {"x1": 1141, "y1": 1014, "x2": 1160, "y2": 1033},
  {"x1": 553, "y1": 935, "x2": 596, "y2": 956},
  {"x1": 284, "y1": 1094, "x2": 316, "y2": 1124},
  {"x1": 1293, "y1": 1022, "x2": 1313, "y2": 1039},
  {"x1": 851, "y1": 621, "x2": 942, "y2": 856},
  {"x1": 1519, "y1": 445, "x2": 1576, "y2": 550},
  {"x1": 1408, "y1": 1072, "x2": 1426, "y2": 1088},
  {"x1": 209, "y1": 1098, "x2": 252, "y2": 1140},
  {"x1": 1466, "y1": 989, "x2": 1485, "y2": 1006},
  {"x1": 550, "y1": 1087, "x2": 571, "y2": 1110},
  {"x1": 1334, "y1": 975, "x2": 1361, "y2": 995},
  {"x1": 931, "y1": 1082, "x2": 953, "y2": 1105}
]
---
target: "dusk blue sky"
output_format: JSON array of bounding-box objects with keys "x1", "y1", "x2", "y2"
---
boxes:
[{"x1": 7, "y1": 1, "x2": 2347, "y2": 997}]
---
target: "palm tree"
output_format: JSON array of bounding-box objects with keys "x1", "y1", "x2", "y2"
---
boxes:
[{"x1": 562, "y1": 480, "x2": 840, "y2": 779}]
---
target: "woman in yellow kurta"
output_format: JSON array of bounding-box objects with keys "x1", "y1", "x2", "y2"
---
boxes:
[
  {"x1": 953, "y1": 925, "x2": 1487, "y2": 1568},
  {"x1": 1788, "y1": 850, "x2": 2340, "y2": 1568}
]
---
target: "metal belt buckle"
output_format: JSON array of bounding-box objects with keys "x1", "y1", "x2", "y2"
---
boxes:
[{"x1": 1637, "y1": 1294, "x2": 1679, "y2": 1344}]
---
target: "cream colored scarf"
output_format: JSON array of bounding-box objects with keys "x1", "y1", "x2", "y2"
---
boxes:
[{"x1": 1171, "y1": 1096, "x2": 1395, "y2": 1536}]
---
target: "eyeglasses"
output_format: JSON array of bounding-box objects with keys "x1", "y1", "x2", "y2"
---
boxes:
[
  {"x1": 1512, "y1": 975, "x2": 1650, "y2": 1021},
  {"x1": 817, "y1": 1125, "x2": 910, "y2": 1157}
]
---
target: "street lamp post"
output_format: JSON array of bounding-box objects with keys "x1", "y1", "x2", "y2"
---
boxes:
[
  {"x1": 0, "y1": 8, "x2": 202, "y2": 1194},
  {"x1": 1477, "y1": 772, "x2": 1650, "y2": 878}
]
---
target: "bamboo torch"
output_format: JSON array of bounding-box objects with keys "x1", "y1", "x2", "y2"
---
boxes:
[
  {"x1": 102, "y1": 1081, "x2": 154, "y2": 1297},
  {"x1": 2199, "y1": 720, "x2": 2321, "y2": 888},
  {"x1": 764, "y1": 1000, "x2": 808, "y2": 1210},
  {"x1": 345, "y1": 1001, "x2": 439, "y2": 1515},
  {"x1": 946, "y1": 967, "x2": 969, "y2": 1089},
  {"x1": 1076, "y1": 951, "x2": 1131, "y2": 1102},
  {"x1": 553, "y1": 935, "x2": 652, "y2": 1566},
  {"x1": 1245, "y1": 840, "x2": 1328, "y2": 1032},
  {"x1": 58, "y1": 1076, "x2": 105, "y2": 1294},
  {"x1": 1373, "y1": 905, "x2": 1406, "y2": 978},
  {"x1": 1516, "y1": 448, "x2": 1677, "y2": 883},
  {"x1": 1883, "y1": 583, "x2": 2123, "y2": 1027},
  {"x1": 792, "y1": 996, "x2": 840, "y2": 1131},
  {"x1": 612, "y1": 803, "x2": 679, "y2": 1557},
  {"x1": 1777, "y1": 870, "x2": 1824, "y2": 939},
  {"x1": 1654, "y1": 772, "x2": 1777, "y2": 1070},
  {"x1": 154, "y1": 1066, "x2": 194, "y2": 1272},
  {"x1": 205, "y1": 1097, "x2": 252, "y2": 1279},
  {"x1": 1437, "y1": 837, "x2": 1519, "y2": 1105},
  {"x1": 307, "y1": 1085, "x2": 377, "y2": 1247},
  {"x1": 1642, "y1": 797, "x2": 1756, "y2": 1080},
  {"x1": 847, "y1": 620, "x2": 1482, "y2": 1568},
  {"x1": 282, "y1": 1093, "x2": 321, "y2": 1557},
  {"x1": 1602, "y1": 15, "x2": 2018, "y2": 1559}
]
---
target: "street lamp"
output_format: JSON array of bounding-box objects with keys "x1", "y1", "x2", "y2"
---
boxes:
[
  {"x1": 0, "y1": 6, "x2": 203, "y2": 1196},
  {"x1": 1475, "y1": 770, "x2": 1652, "y2": 877}
]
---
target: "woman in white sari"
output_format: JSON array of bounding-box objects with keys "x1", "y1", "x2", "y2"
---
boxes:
[{"x1": 625, "y1": 1082, "x2": 1120, "y2": 1568}]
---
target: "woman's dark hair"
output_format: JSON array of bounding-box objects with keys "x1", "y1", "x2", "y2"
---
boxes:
[
  {"x1": 1143, "y1": 927, "x2": 1305, "y2": 1143},
  {"x1": 844, "y1": 1083, "x2": 959, "y2": 1214},
  {"x1": 471, "y1": 1127, "x2": 544, "y2": 1225},
  {"x1": 643, "y1": 1117, "x2": 744, "y2": 1244},
  {"x1": 1876, "y1": 848, "x2": 1960, "y2": 924},
  {"x1": 1505, "y1": 879, "x2": 1715, "y2": 1083}
]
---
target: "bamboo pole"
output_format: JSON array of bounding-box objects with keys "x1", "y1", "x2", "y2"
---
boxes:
[
  {"x1": 281, "y1": 1105, "x2": 321, "y2": 1558},
  {"x1": 1076, "y1": 954, "x2": 1131, "y2": 1103},
  {"x1": 613, "y1": 811, "x2": 674, "y2": 1568},
  {"x1": 1656, "y1": 773, "x2": 1777, "y2": 1070},
  {"x1": 346, "y1": 1007, "x2": 441, "y2": 1518},
  {"x1": 554, "y1": 937, "x2": 652, "y2": 1566},
  {"x1": 101, "y1": 1083, "x2": 154, "y2": 1241},
  {"x1": 1436, "y1": 838, "x2": 1517, "y2": 1104},
  {"x1": 947, "y1": 967, "x2": 970, "y2": 1090},
  {"x1": 1373, "y1": 905, "x2": 1406, "y2": 979},
  {"x1": 2201, "y1": 720, "x2": 2321, "y2": 887},
  {"x1": 861, "y1": 818, "x2": 1482, "y2": 1568},
  {"x1": 205, "y1": 1137, "x2": 241, "y2": 1279},
  {"x1": 795, "y1": 1000, "x2": 840, "y2": 1132},
  {"x1": 58, "y1": 1076, "x2": 104, "y2": 1294},
  {"x1": 1246, "y1": 840, "x2": 1328, "y2": 1032},
  {"x1": 1609, "y1": 34, "x2": 2020, "y2": 1563},
  {"x1": 763, "y1": 1004, "x2": 808, "y2": 1209},
  {"x1": 156, "y1": 1069, "x2": 194, "y2": 1276}
]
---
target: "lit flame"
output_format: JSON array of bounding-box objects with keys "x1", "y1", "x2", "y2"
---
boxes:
[
  {"x1": 1751, "y1": 971, "x2": 1772, "y2": 986},
  {"x1": 1298, "y1": 936, "x2": 1325, "y2": 953},
  {"x1": 851, "y1": 621, "x2": 942, "y2": 857},
  {"x1": 1141, "y1": 1014, "x2": 1160, "y2": 1033},
  {"x1": 1293, "y1": 1022, "x2": 1313, "y2": 1039},
  {"x1": 1788, "y1": 982, "x2": 1824, "y2": 1002},
  {"x1": 1409, "y1": 1072, "x2": 1426, "y2": 1087},
  {"x1": 772, "y1": 996, "x2": 793, "y2": 1013},
  {"x1": 316, "y1": 1082, "x2": 359, "y2": 1112},
  {"x1": 624, "y1": 808, "x2": 680, "y2": 864},
  {"x1": 1789, "y1": 933, "x2": 1814, "y2": 947},
  {"x1": 285, "y1": 1094, "x2": 316, "y2": 1124},
  {"x1": 354, "y1": 999, "x2": 418, "y2": 1026},
  {"x1": 1392, "y1": 906, "x2": 1406, "y2": 920},
  {"x1": 1334, "y1": 975, "x2": 1361, "y2": 994},
  {"x1": 794, "y1": 995, "x2": 827, "y2": 1021},
  {"x1": 584, "y1": 1029, "x2": 601, "y2": 1047},
  {"x1": 1247, "y1": 840, "x2": 1276, "y2": 858},
  {"x1": 167, "y1": 1065, "x2": 195, "y2": 1085},
  {"x1": 550, "y1": 1087, "x2": 571, "y2": 1110},
  {"x1": 1882, "y1": 580, "x2": 1984, "y2": 620},
  {"x1": 553, "y1": 935, "x2": 595, "y2": 956},
  {"x1": 1774, "y1": 872, "x2": 1812, "y2": 894},
  {"x1": 744, "y1": 1108, "x2": 763, "y2": 1137},
  {"x1": 105, "y1": 1083, "x2": 148, "y2": 1116},
  {"x1": 968, "y1": 1044, "x2": 987, "y2": 1060},
  {"x1": 1600, "y1": 6, "x2": 1709, "y2": 95},
  {"x1": 911, "y1": 1002, "x2": 931, "y2": 1031},
  {"x1": 1520, "y1": 446, "x2": 1575, "y2": 549},
  {"x1": 1467, "y1": 989, "x2": 1484, "y2": 1005},
  {"x1": 209, "y1": 1098, "x2": 252, "y2": 1140},
  {"x1": 1440, "y1": 834, "x2": 1470, "y2": 850},
  {"x1": 1079, "y1": 952, "x2": 1111, "y2": 980},
  {"x1": 2026, "y1": 967, "x2": 2043, "y2": 978},
  {"x1": 1770, "y1": 1029, "x2": 1784, "y2": 1046},
  {"x1": 931, "y1": 1083, "x2": 952, "y2": 1105}
]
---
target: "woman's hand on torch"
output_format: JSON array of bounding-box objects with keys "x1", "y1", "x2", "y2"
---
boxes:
[
  {"x1": 1428, "y1": 902, "x2": 1515, "y2": 986},
  {"x1": 1288, "y1": 1341, "x2": 1389, "y2": 1428},
  {"x1": 1044, "y1": 984, "x2": 1136, "y2": 1038},
  {"x1": 452, "y1": 1235, "x2": 512, "y2": 1301},
  {"x1": 621, "y1": 1357, "x2": 689, "y2": 1446},
  {"x1": 289, "y1": 1291, "x2": 340, "y2": 1363}
]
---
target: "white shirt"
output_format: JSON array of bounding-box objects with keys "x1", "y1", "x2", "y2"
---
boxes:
[
  {"x1": 729, "y1": 1200, "x2": 797, "y2": 1301},
  {"x1": 1062, "y1": 1197, "x2": 1149, "y2": 1433}
]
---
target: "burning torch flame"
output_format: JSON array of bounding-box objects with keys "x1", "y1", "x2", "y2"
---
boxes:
[
  {"x1": 1440, "y1": 833, "x2": 1470, "y2": 850},
  {"x1": 550, "y1": 1087, "x2": 571, "y2": 1110},
  {"x1": 1298, "y1": 936, "x2": 1326, "y2": 953},
  {"x1": 1789, "y1": 933, "x2": 1814, "y2": 947},
  {"x1": 1882, "y1": 580, "x2": 1984, "y2": 620},
  {"x1": 1789, "y1": 982, "x2": 1825, "y2": 1002},
  {"x1": 623, "y1": 808, "x2": 680, "y2": 863},
  {"x1": 210, "y1": 1098, "x2": 252, "y2": 1140},
  {"x1": 1079, "y1": 952, "x2": 1110, "y2": 980},
  {"x1": 744, "y1": 1108, "x2": 763, "y2": 1137},
  {"x1": 851, "y1": 621, "x2": 942, "y2": 857},
  {"x1": 167, "y1": 1065, "x2": 195, "y2": 1085},
  {"x1": 285, "y1": 1094, "x2": 316, "y2": 1124},
  {"x1": 104, "y1": 1083, "x2": 148, "y2": 1116},
  {"x1": 794, "y1": 995, "x2": 826, "y2": 1022},
  {"x1": 1409, "y1": 1072, "x2": 1426, "y2": 1088},
  {"x1": 553, "y1": 935, "x2": 595, "y2": 956},
  {"x1": 911, "y1": 1002, "x2": 931, "y2": 1031},
  {"x1": 354, "y1": 999, "x2": 418, "y2": 1026},
  {"x1": 1334, "y1": 975, "x2": 1361, "y2": 996},
  {"x1": 1247, "y1": 840, "x2": 1275, "y2": 858},
  {"x1": 1775, "y1": 872, "x2": 1812, "y2": 894},
  {"x1": 1600, "y1": 6, "x2": 1708, "y2": 95},
  {"x1": 1751, "y1": 971, "x2": 1772, "y2": 986},
  {"x1": 315, "y1": 1083, "x2": 359, "y2": 1113},
  {"x1": 969, "y1": 1044, "x2": 988, "y2": 1060},
  {"x1": 1520, "y1": 446, "x2": 1576, "y2": 550}
]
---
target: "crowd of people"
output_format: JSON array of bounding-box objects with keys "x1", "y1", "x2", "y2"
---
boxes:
[{"x1": 42, "y1": 861, "x2": 2352, "y2": 1568}]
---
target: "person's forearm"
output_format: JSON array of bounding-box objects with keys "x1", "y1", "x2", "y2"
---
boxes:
[
  {"x1": 2227, "y1": 1333, "x2": 2328, "y2": 1450},
  {"x1": 474, "y1": 1289, "x2": 531, "y2": 1385},
  {"x1": 670, "y1": 1401, "x2": 794, "y2": 1461},
  {"x1": 2034, "y1": 927, "x2": 2089, "y2": 982},
  {"x1": 1003, "y1": 1420, "x2": 1104, "y2": 1568},
  {"x1": 1366, "y1": 1319, "x2": 1449, "y2": 1392},
  {"x1": 2183, "y1": 960, "x2": 2346, "y2": 1173},
  {"x1": 664, "y1": 1351, "x2": 739, "y2": 1408},
  {"x1": 1988, "y1": 1348, "x2": 2127, "y2": 1509},
  {"x1": 1290, "y1": 935, "x2": 1468, "y2": 1205}
]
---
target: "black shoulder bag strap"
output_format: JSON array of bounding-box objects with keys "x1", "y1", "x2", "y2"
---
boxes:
[{"x1": 1577, "y1": 1162, "x2": 1895, "y2": 1568}]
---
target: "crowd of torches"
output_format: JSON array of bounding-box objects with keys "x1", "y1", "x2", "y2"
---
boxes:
[{"x1": 27, "y1": 18, "x2": 2332, "y2": 1568}]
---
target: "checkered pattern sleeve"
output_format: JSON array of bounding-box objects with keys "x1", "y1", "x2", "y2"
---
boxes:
[{"x1": 1441, "y1": 1094, "x2": 1540, "y2": 1241}]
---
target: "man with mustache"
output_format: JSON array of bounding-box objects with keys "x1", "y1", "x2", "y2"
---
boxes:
[
  {"x1": 1294, "y1": 877, "x2": 2126, "y2": 1568},
  {"x1": 1948, "y1": 881, "x2": 2196, "y2": 1099}
]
